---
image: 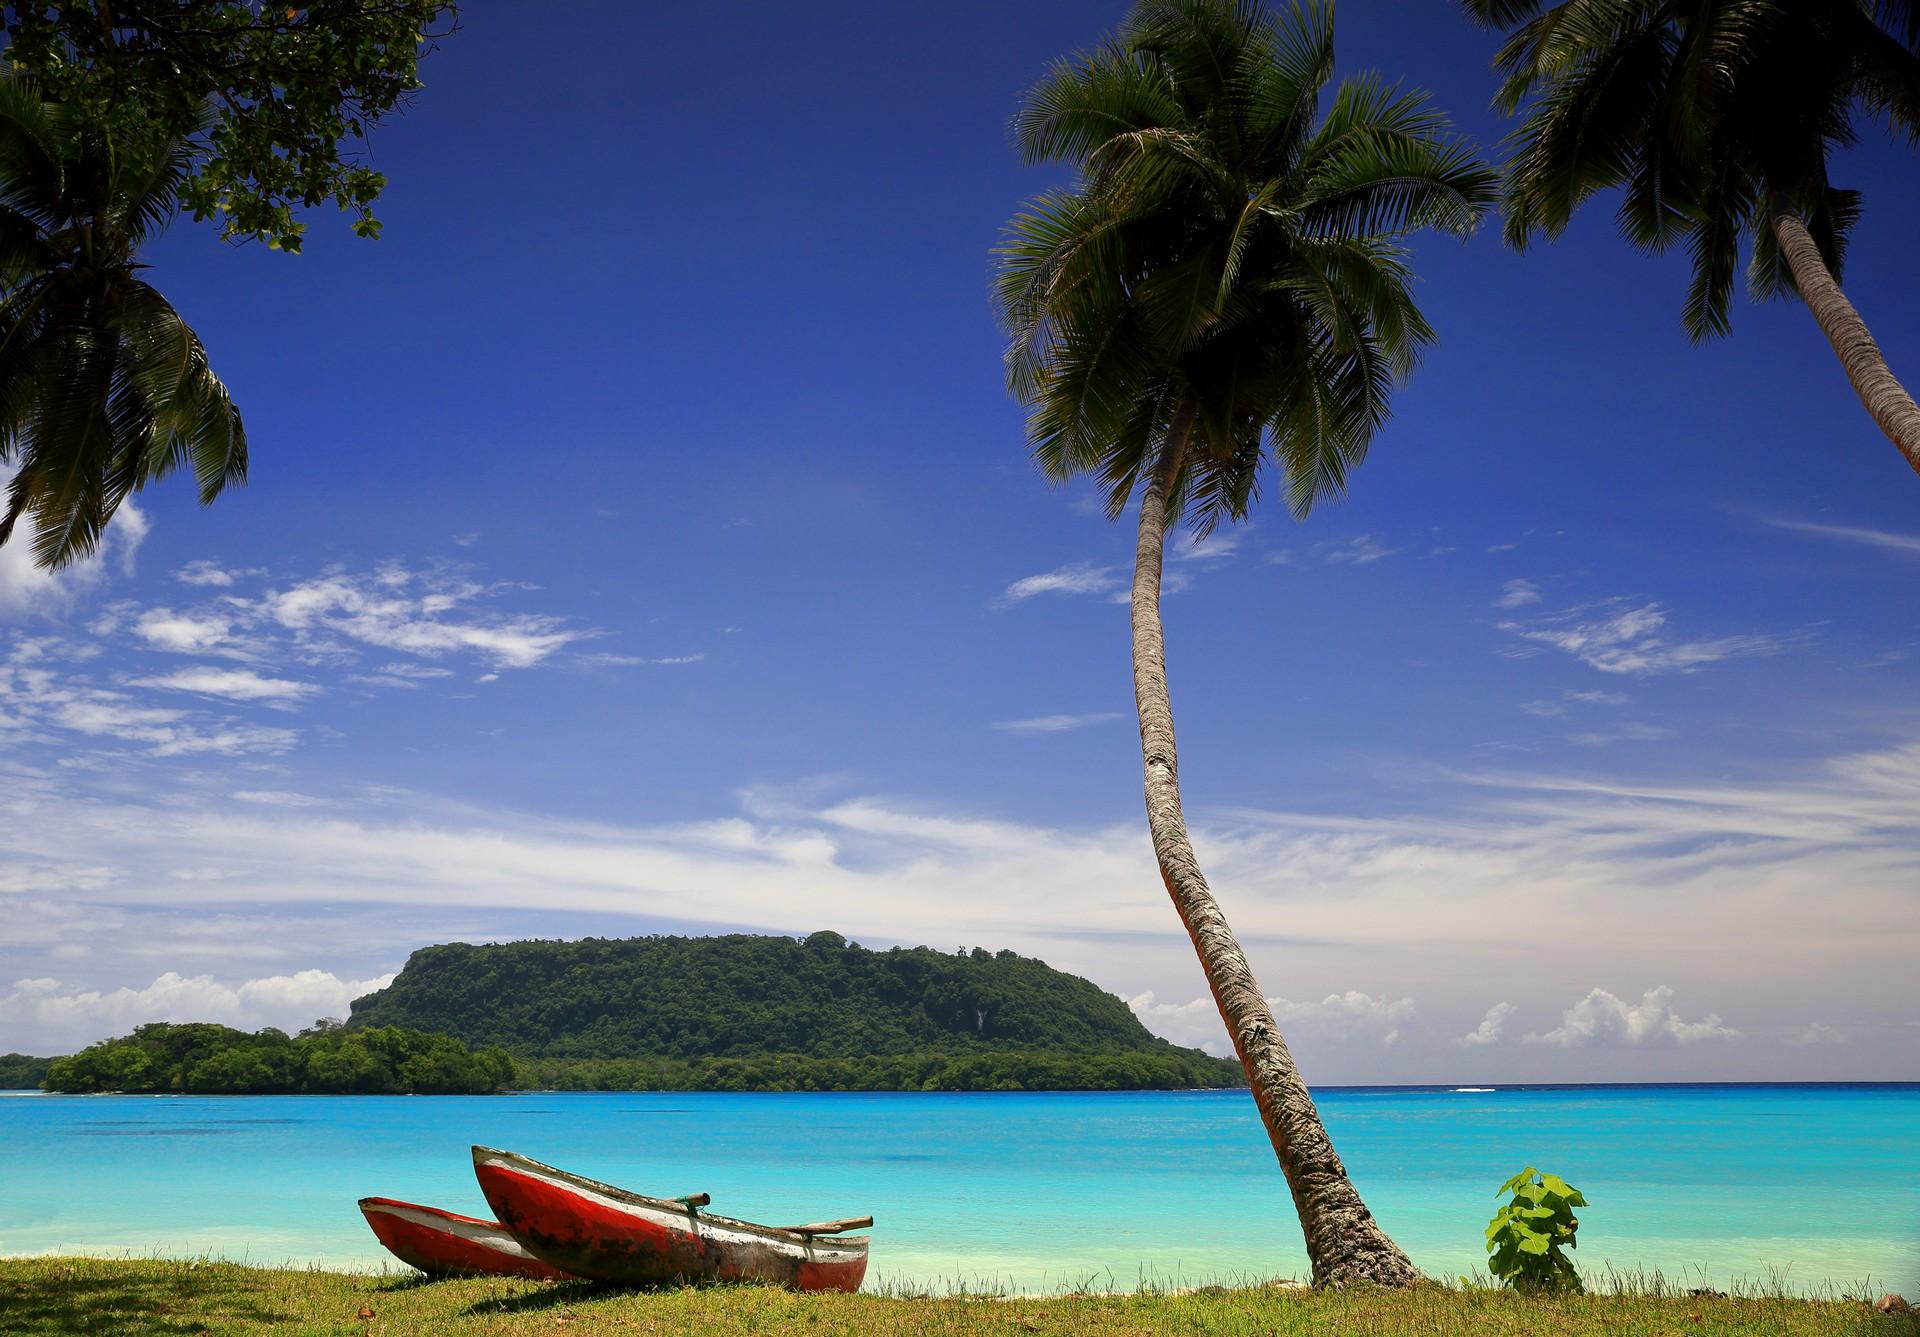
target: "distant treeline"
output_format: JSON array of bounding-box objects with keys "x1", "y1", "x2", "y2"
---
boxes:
[
  {"x1": 43, "y1": 1022, "x2": 516, "y2": 1095},
  {"x1": 0, "y1": 1053, "x2": 52, "y2": 1089},
  {"x1": 512, "y1": 1049, "x2": 1244, "y2": 1093}
]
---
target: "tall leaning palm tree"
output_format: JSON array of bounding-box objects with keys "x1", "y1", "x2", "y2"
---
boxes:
[
  {"x1": 996, "y1": 0, "x2": 1493, "y2": 1287},
  {"x1": 0, "y1": 79, "x2": 245, "y2": 570},
  {"x1": 1465, "y1": 0, "x2": 1920, "y2": 476}
]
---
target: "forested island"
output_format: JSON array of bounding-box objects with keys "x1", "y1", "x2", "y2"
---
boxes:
[
  {"x1": 17, "y1": 934, "x2": 1242, "y2": 1094},
  {"x1": 346, "y1": 931, "x2": 1243, "y2": 1091},
  {"x1": 42, "y1": 1022, "x2": 516, "y2": 1095}
]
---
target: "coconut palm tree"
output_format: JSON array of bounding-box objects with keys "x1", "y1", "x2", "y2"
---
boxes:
[
  {"x1": 996, "y1": 0, "x2": 1493, "y2": 1287},
  {"x1": 0, "y1": 78, "x2": 245, "y2": 570},
  {"x1": 1464, "y1": 0, "x2": 1920, "y2": 475}
]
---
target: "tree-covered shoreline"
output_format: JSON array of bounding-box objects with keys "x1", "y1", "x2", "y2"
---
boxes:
[{"x1": 42, "y1": 1022, "x2": 516, "y2": 1095}]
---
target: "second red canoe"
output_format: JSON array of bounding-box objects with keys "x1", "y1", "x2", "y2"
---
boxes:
[{"x1": 359, "y1": 1197, "x2": 575, "y2": 1281}]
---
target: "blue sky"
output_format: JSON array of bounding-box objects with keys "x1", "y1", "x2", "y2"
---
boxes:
[{"x1": 2, "y1": 1, "x2": 1916, "y2": 1082}]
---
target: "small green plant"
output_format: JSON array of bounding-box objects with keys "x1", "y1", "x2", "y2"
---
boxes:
[{"x1": 1486, "y1": 1166, "x2": 1587, "y2": 1293}]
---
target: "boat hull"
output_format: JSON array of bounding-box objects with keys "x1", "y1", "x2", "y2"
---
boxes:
[
  {"x1": 359, "y1": 1197, "x2": 575, "y2": 1281},
  {"x1": 471, "y1": 1146, "x2": 868, "y2": 1292}
]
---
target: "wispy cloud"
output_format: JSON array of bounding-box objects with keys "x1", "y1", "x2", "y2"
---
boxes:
[
  {"x1": 1566, "y1": 722, "x2": 1670, "y2": 746},
  {"x1": 129, "y1": 667, "x2": 320, "y2": 704},
  {"x1": 1501, "y1": 600, "x2": 1798, "y2": 675},
  {"x1": 1494, "y1": 579, "x2": 1541, "y2": 609},
  {"x1": 992, "y1": 712, "x2": 1124, "y2": 735},
  {"x1": 1762, "y1": 516, "x2": 1920, "y2": 556},
  {"x1": 1170, "y1": 531, "x2": 1243, "y2": 564},
  {"x1": 1317, "y1": 534, "x2": 1398, "y2": 565},
  {"x1": 995, "y1": 561, "x2": 1124, "y2": 606}
]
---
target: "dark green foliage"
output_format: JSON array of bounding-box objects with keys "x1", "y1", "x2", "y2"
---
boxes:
[
  {"x1": 42, "y1": 1021, "x2": 516, "y2": 1095},
  {"x1": 513, "y1": 1049, "x2": 1243, "y2": 1094},
  {"x1": 1463, "y1": 0, "x2": 1920, "y2": 339},
  {"x1": 0, "y1": 1051, "x2": 51, "y2": 1088},
  {"x1": 347, "y1": 933, "x2": 1244, "y2": 1090},
  {"x1": 997, "y1": 0, "x2": 1493, "y2": 526},
  {"x1": 1485, "y1": 1166, "x2": 1588, "y2": 1293},
  {"x1": 0, "y1": 78, "x2": 246, "y2": 569},
  {"x1": 2, "y1": 1, "x2": 455, "y2": 250}
]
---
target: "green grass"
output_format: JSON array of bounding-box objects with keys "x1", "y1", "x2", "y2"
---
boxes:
[{"x1": 1, "y1": 1258, "x2": 1914, "y2": 1335}]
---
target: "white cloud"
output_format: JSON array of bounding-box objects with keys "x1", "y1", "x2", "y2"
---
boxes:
[
  {"x1": 1567, "y1": 722, "x2": 1670, "y2": 746},
  {"x1": 1787, "y1": 1022, "x2": 1849, "y2": 1047},
  {"x1": 1458, "y1": 1002, "x2": 1514, "y2": 1048},
  {"x1": 1272, "y1": 990, "x2": 1417, "y2": 1046},
  {"x1": 1526, "y1": 986, "x2": 1736, "y2": 1048},
  {"x1": 129, "y1": 667, "x2": 319, "y2": 704},
  {"x1": 0, "y1": 498, "x2": 147, "y2": 618},
  {"x1": 1317, "y1": 535, "x2": 1397, "y2": 565},
  {"x1": 1566, "y1": 690, "x2": 1629, "y2": 705},
  {"x1": 579, "y1": 653, "x2": 706, "y2": 667},
  {"x1": 1495, "y1": 579, "x2": 1541, "y2": 609},
  {"x1": 996, "y1": 561, "x2": 1124, "y2": 606},
  {"x1": 1502, "y1": 601, "x2": 1795, "y2": 675},
  {"x1": 993, "y1": 712, "x2": 1123, "y2": 734},
  {"x1": 1127, "y1": 989, "x2": 1415, "y2": 1052},
  {"x1": 262, "y1": 571, "x2": 587, "y2": 669},
  {"x1": 1762, "y1": 517, "x2": 1920, "y2": 556},
  {"x1": 0, "y1": 969, "x2": 395, "y2": 1051},
  {"x1": 174, "y1": 561, "x2": 252, "y2": 588},
  {"x1": 1171, "y1": 531, "x2": 1242, "y2": 563},
  {"x1": 135, "y1": 608, "x2": 235, "y2": 655},
  {"x1": 231, "y1": 790, "x2": 326, "y2": 808}
]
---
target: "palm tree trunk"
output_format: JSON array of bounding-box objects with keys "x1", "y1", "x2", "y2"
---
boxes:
[
  {"x1": 1129, "y1": 406, "x2": 1420, "y2": 1288},
  {"x1": 1772, "y1": 213, "x2": 1920, "y2": 476}
]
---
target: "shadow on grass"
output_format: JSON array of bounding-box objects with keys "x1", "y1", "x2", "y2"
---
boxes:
[
  {"x1": 456, "y1": 1278, "x2": 619, "y2": 1316},
  {"x1": 0, "y1": 1270, "x2": 291, "y2": 1335}
]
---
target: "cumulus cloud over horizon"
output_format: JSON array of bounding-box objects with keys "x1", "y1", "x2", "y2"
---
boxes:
[
  {"x1": 1526, "y1": 986, "x2": 1737, "y2": 1048},
  {"x1": 0, "y1": 969, "x2": 396, "y2": 1052}
]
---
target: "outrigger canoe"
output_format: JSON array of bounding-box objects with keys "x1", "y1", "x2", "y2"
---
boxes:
[
  {"x1": 359, "y1": 1196, "x2": 576, "y2": 1281},
  {"x1": 471, "y1": 1146, "x2": 870, "y2": 1291}
]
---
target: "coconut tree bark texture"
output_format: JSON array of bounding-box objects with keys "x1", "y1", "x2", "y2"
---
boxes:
[
  {"x1": 1772, "y1": 213, "x2": 1920, "y2": 477},
  {"x1": 1128, "y1": 417, "x2": 1422, "y2": 1288}
]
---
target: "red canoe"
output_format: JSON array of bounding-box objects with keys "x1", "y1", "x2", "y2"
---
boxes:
[
  {"x1": 359, "y1": 1196, "x2": 576, "y2": 1281},
  {"x1": 471, "y1": 1146, "x2": 870, "y2": 1291}
]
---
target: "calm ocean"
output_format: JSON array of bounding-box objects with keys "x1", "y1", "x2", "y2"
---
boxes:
[{"x1": 3, "y1": 1085, "x2": 1914, "y2": 1294}]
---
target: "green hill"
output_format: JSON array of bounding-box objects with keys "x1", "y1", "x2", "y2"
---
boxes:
[{"x1": 346, "y1": 932, "x2": 1243, "y2": 1091}]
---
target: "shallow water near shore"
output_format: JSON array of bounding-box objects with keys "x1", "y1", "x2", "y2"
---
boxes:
[{"x1": 2, "y1": 1084, "x2": 1914, "y2": 1294}]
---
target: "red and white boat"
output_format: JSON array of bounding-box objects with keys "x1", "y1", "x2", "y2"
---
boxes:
[
  {"x1": 359, "y1": 1196, "x2": 576, "y2": 1281},
  {"x1": 471, "y1": 1146, "x2": 870, "y2": 1291}
]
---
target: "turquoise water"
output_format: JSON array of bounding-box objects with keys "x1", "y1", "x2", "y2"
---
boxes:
[{"x1": 2, "y1": 1085, "x2": 1914, "y2": 1294}]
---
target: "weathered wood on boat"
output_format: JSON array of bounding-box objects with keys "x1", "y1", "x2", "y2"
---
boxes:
[
  {"x1": 776, "y1": 1217, "x2": 874, "y2": 1236},
  {"x1": 471, "y1": 1146, "x2": 869, "y2": 1292}
]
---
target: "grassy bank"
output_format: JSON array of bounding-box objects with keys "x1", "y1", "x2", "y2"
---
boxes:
[{"x1": 2, "y1": 1258, "x2": 1912, "y2": 1335}]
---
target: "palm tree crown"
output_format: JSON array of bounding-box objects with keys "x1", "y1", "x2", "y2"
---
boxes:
[
  {"x1": 1467, "y1": 0, "x2": 1920, "y2": 340},
  {"x1": 998, "y1": 0, "x2": 1494, "y2": 524},
  {"x1": 0, "y1": 78, "x2": 245, "y2": 570}
]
